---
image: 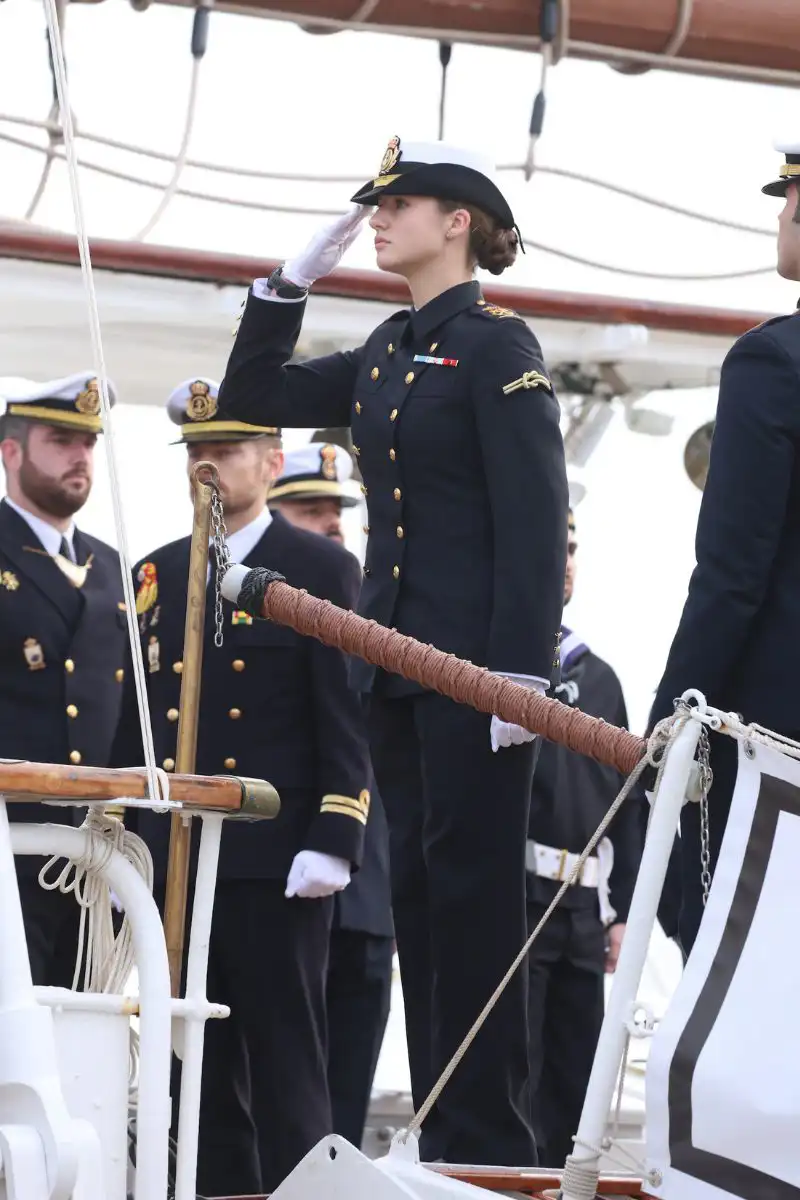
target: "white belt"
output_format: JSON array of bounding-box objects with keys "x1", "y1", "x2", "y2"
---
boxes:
[{"x1": 526, "y1": 837, "x2": 617, "y2": 927}]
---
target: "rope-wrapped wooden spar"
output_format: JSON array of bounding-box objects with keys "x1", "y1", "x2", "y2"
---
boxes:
[{"x1": 225, "y1": 566, "x2": 647, "y2": 777}]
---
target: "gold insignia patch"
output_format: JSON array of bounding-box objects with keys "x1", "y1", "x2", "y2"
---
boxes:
[
  {"x1": 482, "y1": 304, "x2": 520, "y2": 319},
  {"x1": 24, "y1": 637, "x2": 45, "y2": 671},
  {"x1": 1, "y1": 571, "x2": 19, "y2": 591},
  {"x1": 186, "y1": 380, "x2": 218, "y2": 422},
  {"x1": 502, "y1": 370, "x2": 553, "y2": 395},
  {"x1": 320, "y1": 444, "x2": 338, "y2": 481},
  {"x1": 135, "y1": 562, "x2": 158, "y2": 614},
  {"x1": 75, "y1": 378, "x2": 101, "y2": 415},
  {"x1": 379, "y1": 135, "x2": 401, "y2": 176}
]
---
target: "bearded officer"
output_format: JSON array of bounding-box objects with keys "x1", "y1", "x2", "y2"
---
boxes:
[
  {"x1": 110, "y1": 378, "x2": 371, "y2": 1196},
  {"x1": 649, "y1": 139, "x2": 800, "y2": 954},
  {"x1": 0, "y1": 373, "x2": 126, "y2": 986},
  {"x1": 270, "y1": 442, "x2": 395, "y2": 1148}
]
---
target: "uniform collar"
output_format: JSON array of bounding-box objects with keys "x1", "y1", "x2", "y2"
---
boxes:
[
  {"x1": 207, "y1": 505, "x2": 272, "y2": 579},
  {"x1": 408, "y1": 279, "x2": 482, "y2": 342},
  {"x1": 3, "y1": 496, "x2": 76, "y2": 559}
]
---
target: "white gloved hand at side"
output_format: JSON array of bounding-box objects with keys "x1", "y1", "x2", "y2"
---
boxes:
[
  {"x1": 283, "y1": 204, "x2": 370, "y2": 291},
  {"x1": 285, "y1": 849, "x2": 351, "y2": 899},
  {"x1": 489, "y1": 673, "x2": 548, "y2": 753}
]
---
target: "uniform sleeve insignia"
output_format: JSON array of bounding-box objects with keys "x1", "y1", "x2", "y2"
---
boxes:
[
  {"x1": 502, "y1": 370, "x2": 553, "y2": 396},
  {"x1": 135, "y1": 561, "x2": 158, "y2": 614},
  {"x1": 476, "y1": 301, "x2": 521, "y2": 320}
]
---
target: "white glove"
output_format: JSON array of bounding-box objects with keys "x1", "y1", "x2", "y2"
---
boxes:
[
  {"x1": 283, "y1": 204, "x2": 370, "y2": 291},
  {"x1": 285, "y1": 849, "x2": 351, "y2": 899},
  {"x1": 490, "y1": 673, "x2": 547, "y2": 753}
]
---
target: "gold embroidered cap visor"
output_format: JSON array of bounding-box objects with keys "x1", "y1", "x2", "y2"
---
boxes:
[
  {"x1": 0, "y1": 372, "x2": 117, "y2": 434},
  {"x1": 351, "y1": 138, "x2": 517, "y2": 232},
  {"x1": 268, "y1": 477, "x2": 360, "y2": 506},
  {"x1": 762, "y1": 143, "x2": 800, "y2": 196},
  {"x1": 173, "y1": 420, "x2": 281, "y2": 445}
]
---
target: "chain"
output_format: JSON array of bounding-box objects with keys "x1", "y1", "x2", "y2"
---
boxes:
[
  {"x1": 209, "y1": 488, "x2": 231, "y2": 648},
  {"x1": 697, "y1": 725, "x2": 713, "y2": 906}
]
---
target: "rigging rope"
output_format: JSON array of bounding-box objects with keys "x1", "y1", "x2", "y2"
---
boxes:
[
  {"x1": 41, "y1": 0, "x2": 164, "y2": 808},
  {"x1": 0, "y1": 112, "x2": 775, "y2": 236},
  {"x1": 0, "y1": 126, "x2": 776, "y2": 283}
]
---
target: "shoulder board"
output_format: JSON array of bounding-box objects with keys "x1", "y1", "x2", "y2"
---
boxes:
[{"x1": 473, "y1": 300, "x2": 523, "y2": 320}]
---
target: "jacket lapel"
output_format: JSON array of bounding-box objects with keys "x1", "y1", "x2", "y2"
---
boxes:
[{"x1": 0, "y1": 501, "x2": 83, "y2": 627}]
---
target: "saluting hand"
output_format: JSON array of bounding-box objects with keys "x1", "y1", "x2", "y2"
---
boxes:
[
  {"x1": 285, "y1": 849, "x2": 351, "y2": 899},
  {"x1": 283, "y1": 204, "x2": 370, "y2": 292}
]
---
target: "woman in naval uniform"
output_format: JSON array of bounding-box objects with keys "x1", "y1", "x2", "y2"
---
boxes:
[{"x1": 217, "y1": 138, "x2": 569, "y2": 1169}]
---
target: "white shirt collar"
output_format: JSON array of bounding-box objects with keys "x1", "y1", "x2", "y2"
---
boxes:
[
  {"x1": 4, "y1": 497, "x2": 76, "y2": 559},
  {"x1": 207, "y1": 506, "x2": 272, "y2": 580}
]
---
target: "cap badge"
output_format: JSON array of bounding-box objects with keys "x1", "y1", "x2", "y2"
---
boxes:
[
  {"x1": 186, "y1": 380, "x2": 218, "y2": 422},
  {"x1": 75, "y1": 378, "x2": 101, "y2": 416},
  {"x1": 379, "y1": 135, "x2": 401, "y2": 176},
  {"x1": 320, "y1": 444, "x2": 338, "y2": 480}
]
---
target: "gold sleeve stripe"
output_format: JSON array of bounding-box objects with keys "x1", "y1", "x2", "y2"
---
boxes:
[
  {"x1": 321, "y1": 791, "x2": 371, "y2": 818},
  {"x1": 320, "y1": 801, "x2": 368, "y2": 825}
]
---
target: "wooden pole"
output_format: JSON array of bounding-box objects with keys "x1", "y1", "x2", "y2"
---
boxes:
[{"x1": 163, "y1": 461, "x2": 216, "y2": 997}]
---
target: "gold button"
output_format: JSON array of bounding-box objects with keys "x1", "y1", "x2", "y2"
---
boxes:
[
  {"x1": 363, "y1": 567, "x2": 371, "y2": 578},
  {"x1": 394, "y1": 488, "x2": 402, "y2": 501},
  {"x1": 66, "y1": 704, "x2": 78, "y2": 718},
  {"x1": 390, "y1": 408, "x2": 398, "y2": 421},
  {"x1": 232, "y1": 659, "x2": 245, "y2": 672},
  {"x1": 477, "y1": 298, "x2": 486, "y2": 306},
  {"x1": 115, "y1": 668, "x2": 124, "y2": 683},
  {"x1": 360, "y1": 484, "x2": 368, "y2": 496},
  {"x1": 224, "y1": 757, "x2": 237, "y2": 770},
  {"x1": 370, "y1": 367, "x2": 379, "y2": 380},
  {"x1": 355, "y1": 401, "x2": 362, "y2": 414},
  {"x1": 388, "y1": 343, "x2": 395, "y2": 354},
  {"x1": 389, "y1": 449, "x2": 396, "y2": 462},
  {"x1": 163, "y1": 758, "x2": 175, "y2": 772},
  {"x1": 64, "y1": 659, "x2": 75, "y2": 674},
  {"x1": 353, "y1": 445, "x2": 360, "y2": 457},
  {"x1": 396, "y1": 526, "x2": 404, "y2": 538},
  {"x1": 405, "y1": 371, "x2": 414, "y2": 384},
  {"x1": 173, "y1": 661, "x2": 183, "y2": 674},
  {"x1": 363, "y1": 524, "x2": 370, "y2": 535},
  {"x1": 167, "y1": 708, "x2": 179, "y2": 722},
  {"x1": 392, "y1": 565, "x2": 400, "y2": 579},
  {"x1": 69, "y1": 750, "x2": 81, "y2": 765},
  {"x1": 229, "y1": 707, "x2": 242, "y2": 720}
]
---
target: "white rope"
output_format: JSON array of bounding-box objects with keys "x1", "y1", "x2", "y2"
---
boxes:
[
  {"x1": 41, "y1": 0, "x2": 164, "y2": 807},
  {"x1": 36, "y1": 808, "x2": 154, "y2": 993},
  {"x1": 132, "y1": 55, "x2": 202, "y2": 242}
]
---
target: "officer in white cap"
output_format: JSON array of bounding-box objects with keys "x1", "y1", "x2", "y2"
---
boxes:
[
  {"x1": 110, "y1": 377, "x2": 372, "y2": 1196},
  {"x1": 649, "y1": 139, "x2": 800, "y2": 955},
  {"x1": 268, "y1": 441, "x2": 359, "y2": 542},
  {"x1": 217, "y1": 136, "x2": 569, "y2": 1167},
  {"x1": 0, "y1": 372, "x2": 126, "y2": 986}
]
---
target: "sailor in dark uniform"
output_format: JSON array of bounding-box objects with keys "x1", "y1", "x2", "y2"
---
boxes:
[
  {"x1": 110, "y1": 378, "x2": 371, "y2": 1197},
  {"x1": 216, "y1": 138, "x2": 569, "y2": 1166},
  {"x1": 0, "y1": 373, "x2": 126, "y2": 986},
  {"x1": 649, "y1": 139, "x2": 800, "y2": 955},
  {"x1": 270, "y1": 444, "x2": 395, "y2": 1148},
  {"x1": 526, "y1": 508, "x2": 642, "y2": 1166}
]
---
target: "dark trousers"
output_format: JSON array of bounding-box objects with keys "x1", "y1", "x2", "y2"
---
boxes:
[
  {"x1": 369, "y1": 692, "x2": 538, "y2": 1167},
  {"x1": 526, "y1": 904, "x2": 605, "y2": 1169},
  {"x1": 326, "y1": 929, "x2": 394, "y2": 1147},
  {"x1": 17, "y1": 873, "x2": 82, "y2": 988},
  {"x1": 176, "y1": 879, "x2": 334, "y2": 1197}
]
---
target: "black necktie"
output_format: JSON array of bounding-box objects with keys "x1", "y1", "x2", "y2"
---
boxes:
[{"x1": 59, "y1": 536, "x2": 74, "y2": 563}]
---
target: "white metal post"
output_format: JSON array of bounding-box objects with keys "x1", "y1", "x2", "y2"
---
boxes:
[{"x1": 560, "y1": 716, "x2": 702, "y2": 1200}]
